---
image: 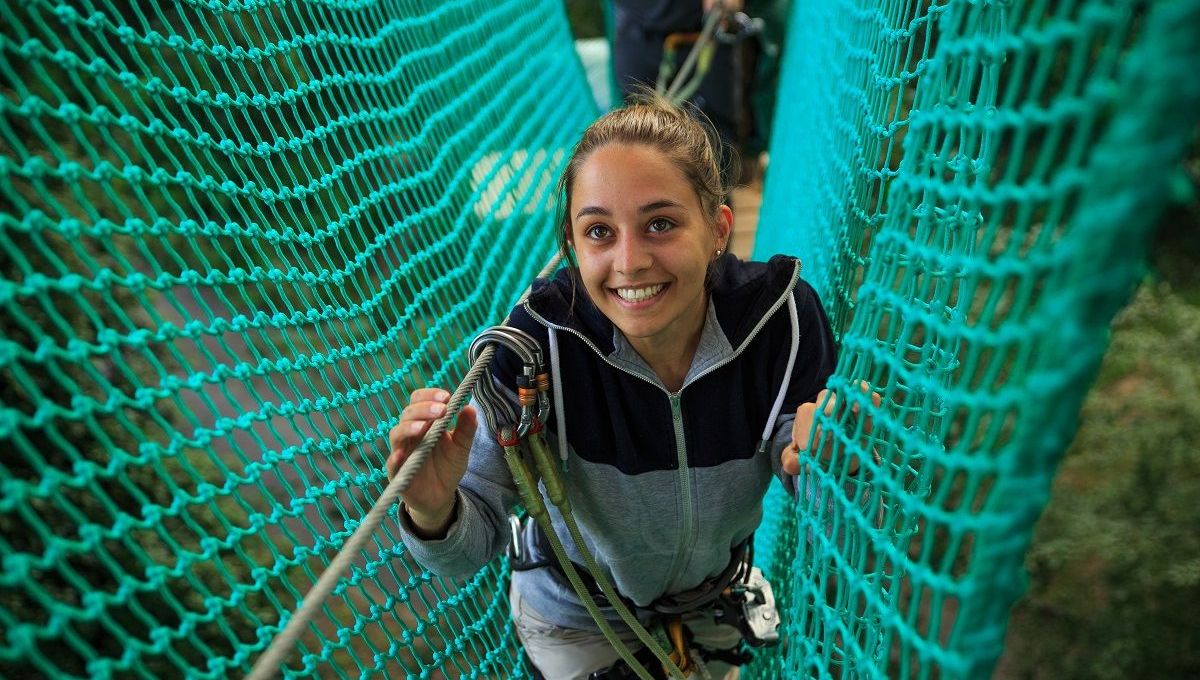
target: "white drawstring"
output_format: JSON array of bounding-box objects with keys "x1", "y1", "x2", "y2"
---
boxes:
[
  {"x1": 760, "y1": 292, "x2": 801, "y2": 444},
  {"x1": 548, "y1": 328, "x2": 569, "y2": 464}
]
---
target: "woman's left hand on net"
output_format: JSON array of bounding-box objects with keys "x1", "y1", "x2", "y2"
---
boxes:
[{"x1": 780, "y1": 381, "x2": 882, "y2": 476}]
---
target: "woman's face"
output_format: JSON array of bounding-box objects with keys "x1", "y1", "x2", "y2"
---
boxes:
[{"x1": 568, "y1": 143, "x2": 732, "y2": 350}]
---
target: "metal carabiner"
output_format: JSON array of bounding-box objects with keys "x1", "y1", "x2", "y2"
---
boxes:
[
  {"x1": 468, "y1": 337, "x2": 521, "y2": 438},
  {"x1": 488, "y1": 326, "x2": 553, "y2": 426},
  {"x1": 470, "y1": 327, "x2": 546, "y2": 437}
]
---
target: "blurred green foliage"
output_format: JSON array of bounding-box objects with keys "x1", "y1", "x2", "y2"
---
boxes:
[
  {"x1": 565, "y1": 1, "x2": 606, "y2": 39},
  {"x1": 998, "y1": 147, "x2": 1200, "y2": 679}
]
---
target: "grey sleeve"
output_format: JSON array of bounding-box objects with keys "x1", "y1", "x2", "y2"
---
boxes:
[
  {"x1": 771, "y1": 412, "x2": 875, "y2": 546},
  {"x1": 397, "y1": 398, "x2": 520, "y2": 579},
  {"x1": 770, "y1": 412, "x2": 799, "y2": 497}
]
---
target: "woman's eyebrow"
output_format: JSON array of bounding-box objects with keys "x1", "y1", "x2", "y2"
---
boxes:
[
  {"x1": 639, "y1": 199, "x2": 684, "y2": 213},
  {"x1": 575, "y1": 205, "x2": 610, "y2": 219},
  {"x1": 574, "y1": 199, "x2": 684, "y2": 219}
]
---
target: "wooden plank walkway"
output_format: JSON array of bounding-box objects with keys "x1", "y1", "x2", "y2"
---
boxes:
[{"x1": 730, "y1": 170, "x2": 763, "y2": 260}]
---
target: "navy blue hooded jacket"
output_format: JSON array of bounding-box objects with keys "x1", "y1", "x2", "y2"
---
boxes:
[{"x1": 400, "y1": 254, "x2": 836, "y2": 631}]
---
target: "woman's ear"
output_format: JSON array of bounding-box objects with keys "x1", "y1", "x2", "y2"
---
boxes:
[
  {"x1": 714, "y1": 204, "x2": 733, "y2": 251},
  {"x1": 562, "y1": 221, "x2": 575, "y2": 251}
]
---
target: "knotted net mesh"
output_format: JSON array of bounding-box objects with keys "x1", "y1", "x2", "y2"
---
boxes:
[
  {"x1": 751, "y1": 0, "x2": 1199, "y2": 677},
  {"x1": 1, "y1": 0, "x2": 1197, "y2": 678},
  {"x1": 0, "y1": 1, "x2": 594, "y2": 677}
]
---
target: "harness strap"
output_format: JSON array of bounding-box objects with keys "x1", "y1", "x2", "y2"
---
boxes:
[{"x1": 520, "y1": 518, "x2": 752, "y2": 616}]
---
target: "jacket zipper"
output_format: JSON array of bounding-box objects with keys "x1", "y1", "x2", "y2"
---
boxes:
[
  {"x1": 522, "y1": 260, "x2": 802, "y2": 587},
  {"x1": 668, "y1": 392, "x2": 691, "y2": 588}
]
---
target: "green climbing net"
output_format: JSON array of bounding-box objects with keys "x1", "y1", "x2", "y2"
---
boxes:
[
  {"x1": 751, "y1": 0, "x2": 1199, "y2": 677},
  {"x1": 0, "y1": 1, "x2": 595, "y2": 677},
  {"x1": 0, "y1": 0, "x2": 1196, "y2": 678}
]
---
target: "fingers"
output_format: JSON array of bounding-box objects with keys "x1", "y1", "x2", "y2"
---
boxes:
[
  {"x1": 386, "y1": 446, "x2": 405, "y2": 480},
  {"x1": 846, "y1": 381, "x2": 883, "y2": 436},
  {"x1": 791, "y1": 402, "x2": 816, "y2": 452},
  {"x1": 866, "y1": 382, "x2": 883, "y2": 409},
  {"x1": 784, "y1": 389, "x2": 831, "y2": 475},
  {"x1": 410, "y1": 387, "x2": 451, "y2": 404},
  {"x1": 400, "y1": 399, "x2": 448, "y2": 429},
  {"x1": 784, "y1": 384, "x2": 883, "y2": 476},
  {"x1": 449, "y1": 404, "x2": 478, "y2": 453},
  {"x1": 395, "y1": 389, "x2": 452, "y2": 436},
  {"x1": 387, "y1": 388, "x2": 455, "y2": 479},
  {"x1": 790, "y1": 389, "x2": 828, "y2": 451},
  {"x1": 780, "y1": 442, "x2": 800, "y2": 475}
]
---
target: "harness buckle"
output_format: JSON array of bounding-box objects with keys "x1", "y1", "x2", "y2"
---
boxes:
[
  {"x1": 713, "y1": 566, "x2": 780, "y2": 647},
  {"x1": 507, "y1": 514, "x2": 555, "y2": 572}
]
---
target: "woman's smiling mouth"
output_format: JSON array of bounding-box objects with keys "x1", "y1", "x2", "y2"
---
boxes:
[{"x1": 610, "y1": 283, "x2": 668, "y2": 305}]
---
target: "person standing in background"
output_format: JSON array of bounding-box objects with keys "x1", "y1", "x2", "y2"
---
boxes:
[{"x1": 610, "y1": 1, "x2": 748, "y2": 182}]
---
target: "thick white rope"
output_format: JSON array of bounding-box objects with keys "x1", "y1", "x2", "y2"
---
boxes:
[{"x1": 247, "y1": 252, "x2": 562, "y2": 679}]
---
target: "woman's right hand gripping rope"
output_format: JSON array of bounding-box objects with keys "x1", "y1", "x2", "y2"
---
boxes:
[{"x1": 387, "y1": 388, "x2": 478, "y2": 539}]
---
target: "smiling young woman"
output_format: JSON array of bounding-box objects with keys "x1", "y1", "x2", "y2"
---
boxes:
[
  {"x1": 569, "y1": 142, "x2": 732, "y2": 391},
  {"x1": 386, "y1": 94, "x2": 846, "y2": 680}
]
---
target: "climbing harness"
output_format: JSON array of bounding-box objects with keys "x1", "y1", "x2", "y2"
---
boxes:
[
  {"x1": 582, "y1": 538, "x2": 780, "y2": 680},
  {"x1": 509, "y1": 518, "x2": 754, "y2": 615},
  {"x1": 711, "y1": 564, "x2": 780, "y2": 648}
]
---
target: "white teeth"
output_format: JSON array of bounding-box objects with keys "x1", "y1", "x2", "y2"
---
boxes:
[{"x1": 615, "y1": 284, "x2": 666, "y2": 303}]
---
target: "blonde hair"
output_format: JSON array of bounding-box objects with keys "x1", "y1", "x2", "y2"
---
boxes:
[{"x1": 555, "y1": 92, "x2": 736, "y2": 263}]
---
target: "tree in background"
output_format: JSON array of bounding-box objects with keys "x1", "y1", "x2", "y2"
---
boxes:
[{"x1": 998, "y1": 145, "x2": 1200, "y2": 679}]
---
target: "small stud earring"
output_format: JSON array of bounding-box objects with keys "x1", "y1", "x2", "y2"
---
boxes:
[{"x1": 715, "y1": 248, "x2": 724, "y2": 257}]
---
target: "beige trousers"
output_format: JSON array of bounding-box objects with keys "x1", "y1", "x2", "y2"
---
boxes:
[{"x1": 509, "y1": 581, "x2": 742, "y2": 680}]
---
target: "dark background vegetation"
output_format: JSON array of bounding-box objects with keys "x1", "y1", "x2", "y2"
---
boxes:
[{"x1": 994, "y1": 144, "x2": 1200, "y2": 679}]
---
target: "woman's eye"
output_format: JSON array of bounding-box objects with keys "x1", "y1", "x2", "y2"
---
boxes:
[
  {"x1": 585, "y1": 225, "x2": 611, "y2": 240},
  {"x1": 647, "y1": 218, "x2": 674, "y2": 233}
]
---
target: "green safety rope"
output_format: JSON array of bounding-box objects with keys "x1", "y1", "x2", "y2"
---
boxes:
[
  {"x1": 501, "y1": 429, "x2": 678, "y2": 680},
  {"x1": 1, "y1": 0, "x2": 1197, "y2": 678}
]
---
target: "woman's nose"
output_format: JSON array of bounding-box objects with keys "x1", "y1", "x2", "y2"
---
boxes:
[{"x1": 614, "y1": 231, "x2": 651, "y2": 274}]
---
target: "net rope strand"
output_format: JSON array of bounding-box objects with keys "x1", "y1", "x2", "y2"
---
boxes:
[{"x1": 246, "y1": 252, "x2": 563, "y2": 680}]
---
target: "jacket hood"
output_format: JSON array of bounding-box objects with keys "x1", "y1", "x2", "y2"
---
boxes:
[{"x1": 523, "y1": 253, "x2": 802, "y2": 354}]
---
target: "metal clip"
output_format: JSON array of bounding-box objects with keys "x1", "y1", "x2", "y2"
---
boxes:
[
  {"x1": 508, "y1": 514, "x2": 523, "y2": 562},
  {"x1": 713, "y1": 566, "x2": 780, "y2": 648}
]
